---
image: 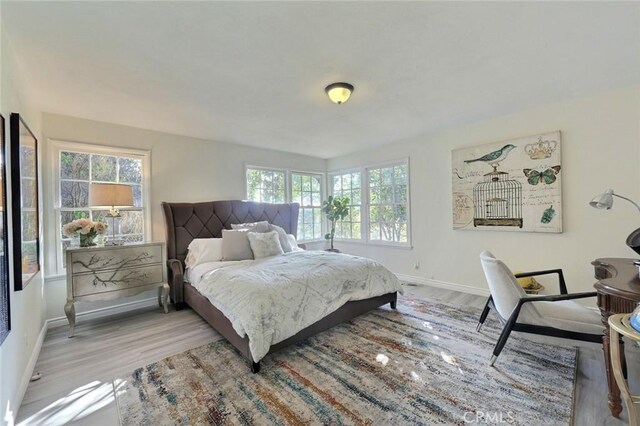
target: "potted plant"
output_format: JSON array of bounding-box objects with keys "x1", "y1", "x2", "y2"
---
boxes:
[
  {"x1": 322, "y1": 195, "x2": 350, "y2": 252},
  {"x1": 62, "y1": 218, "x2": 107, "y2": 247}
]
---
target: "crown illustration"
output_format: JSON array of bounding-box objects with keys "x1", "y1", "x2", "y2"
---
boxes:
[{"x1": 525, "y1": 137, "x2": 557, "y2": 159}]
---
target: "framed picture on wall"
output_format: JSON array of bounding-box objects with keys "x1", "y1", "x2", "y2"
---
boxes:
[
  {"x1": 10, "y1": 113, "x2": 40, "y2": 291},
  {"x1": 0, "y1": 115, "x2": 10, "y2": 345}
]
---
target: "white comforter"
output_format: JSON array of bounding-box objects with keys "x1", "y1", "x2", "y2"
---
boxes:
[{"x1": 194, "y1": 250, "x2": 403, "y2": 362}]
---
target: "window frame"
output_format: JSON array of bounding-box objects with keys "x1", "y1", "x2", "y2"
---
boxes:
[
  {"x1": 328, "y1": 170, "x2": 364, "y2": 241},
  {"x1": 329, "y1": 158, "x2": 411, "y2": 248},
  {"x1": 244, "y1": 164, "x2": 325, "y2": 243},
  {"x1": 51, "y1": 140, "x2": 152, "y2": 274}
]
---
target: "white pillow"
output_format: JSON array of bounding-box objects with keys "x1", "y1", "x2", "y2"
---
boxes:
[
  {"x1": 221, "y1": 229, "x2": 254, "y2": 261},
  {"x1": 269, "y1": 224, "x2": 293, "y2": 253},
  {"x1": 231, "y1": 221, "x2": 270, "y2": 233},
  {"x1": 185, "y1": 238, "x2": 223, "y2": 268},
  {"x1": 287, "y1": 234, "x2": 304, "y2": 252},
  {"x1": 247, "y1": 231, "x2": 284, "y2": 259}
]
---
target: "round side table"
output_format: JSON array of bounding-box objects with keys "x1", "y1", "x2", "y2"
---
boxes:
[{"x1": 608, "y1": 313, "x2": 640, "y2": 425}]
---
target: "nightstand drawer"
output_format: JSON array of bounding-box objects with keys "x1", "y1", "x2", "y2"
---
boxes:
[
  {"x1": 70, "y1": 245, "x2": 162, "y2": 274},
  {"x1": 73, "y1": 264, "x2": 164, "y2": 297}
]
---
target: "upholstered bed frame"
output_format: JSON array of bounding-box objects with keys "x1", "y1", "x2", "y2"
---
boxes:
[{"x1": 161, "y1": 200, "x2": 397, "y2": 373}]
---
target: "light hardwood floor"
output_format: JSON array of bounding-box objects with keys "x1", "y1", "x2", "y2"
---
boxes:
[{"x1": 17, "y1": 284, "x2": 639, "y2": 425}]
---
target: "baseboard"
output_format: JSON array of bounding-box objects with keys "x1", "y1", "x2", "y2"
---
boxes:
[
  {"x1": 46, "y1": 297, "x2": 159, "y2": 329},
  {"x1": 14, "y1": 320, "x2": 48, "y2": 418},
  {"x1": 396, "y1": 273, "x2": 490, "y2": 297}
]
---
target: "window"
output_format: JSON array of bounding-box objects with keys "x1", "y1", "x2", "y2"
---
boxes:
[
  {"x1": 330, "y1": 171, "x2": 362, "y2": 239},
  {"x1": 54, "y1": 141, "x2": 150, "y2": 271},
  {"x1": 246, "y1": 168, "x2": 286, "y2": 203},
  {"x1": 368, "y1": 162, "x2": 409, "y2": 243},
  {"x1": 245, "y1": 166, "x2": 325, "y2": 241},
  {"x1": 291, "y1": 173, "x2": 323, "y2": 241},
  {"x1": 329, "y1": 160, "x2": 410, "y2": 246}
]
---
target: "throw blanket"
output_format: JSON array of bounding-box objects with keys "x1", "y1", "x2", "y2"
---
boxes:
[{"x1": 194, "y1": 250, "x2": 402, "y2": 362}]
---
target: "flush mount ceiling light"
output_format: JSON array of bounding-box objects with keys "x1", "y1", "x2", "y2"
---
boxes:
[{"x1": 325, "y1": 82, "x2": 354, "y2": 104}]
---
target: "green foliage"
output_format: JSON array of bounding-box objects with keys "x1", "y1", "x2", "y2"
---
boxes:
[{"x1": 322, "y1": 195, "x2": 350, "y2": 249}]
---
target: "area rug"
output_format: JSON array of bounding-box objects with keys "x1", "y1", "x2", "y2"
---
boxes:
[{"x1": 114, "y1": 296, "x2": 576, "y2": 425}]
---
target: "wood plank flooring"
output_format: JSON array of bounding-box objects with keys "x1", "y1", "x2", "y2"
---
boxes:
[{"x1": 17, "y1": 284, "x2": 638, "y2": 425}]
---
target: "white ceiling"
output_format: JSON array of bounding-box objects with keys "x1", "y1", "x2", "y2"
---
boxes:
[{"x1": 2, "y1": 1, "x2": 639, "y2": 159}]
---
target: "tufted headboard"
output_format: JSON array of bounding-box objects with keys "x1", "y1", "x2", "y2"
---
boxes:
[{"x1": 161, "y1": 200, "x2": 300, "y2": 265}]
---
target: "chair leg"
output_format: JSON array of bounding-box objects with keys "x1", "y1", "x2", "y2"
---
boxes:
[
  {"x1": 490, "y1": 315, "x2": 517, "y2": 366},
  {"x1": 477, "y1": 296, "x2": 492, "y2": 332}
]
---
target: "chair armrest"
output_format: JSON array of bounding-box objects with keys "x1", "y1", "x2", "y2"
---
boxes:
[
  {"x1": 514, "y1": 269, "x2": 568, "y2": 294},
  {"x1": 519, "y1": 291, "x2": 597, "y2": 305},
  {"x1": 166, "y1": 259, "x2": 184, "y2": 305}
]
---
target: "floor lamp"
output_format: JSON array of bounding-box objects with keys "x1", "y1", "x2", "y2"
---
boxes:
[{"x1": 89, "y1": 183, "x2": 134, "y2": 246}]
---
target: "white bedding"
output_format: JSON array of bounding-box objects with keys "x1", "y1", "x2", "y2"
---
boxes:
[
  {"x1": 193, "y1": 250, "x2": 403, "y2": 362},
  {"x1": 186, "y1": 260, "x2": 245, "y2": 286}
]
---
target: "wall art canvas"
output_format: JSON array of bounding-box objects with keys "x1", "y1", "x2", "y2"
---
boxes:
[
  {"x1": 10, "y1": 113, "x2": 40, "y2": 290},
  {"x1": 0, "y1": 115, "x2": 9, "y2": 345},
  {"x1": 452, "y1": 131, "x2": 562, "y2": 233}
]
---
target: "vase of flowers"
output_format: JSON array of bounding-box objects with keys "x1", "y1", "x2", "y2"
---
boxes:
[{"x1": 62, "y1": 218, "x2": 107, "y2": 247}]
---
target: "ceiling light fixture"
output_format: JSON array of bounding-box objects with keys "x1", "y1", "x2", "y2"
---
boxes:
[{"x1": 325, "y1": 82, "x2": 354, "y2": 104}]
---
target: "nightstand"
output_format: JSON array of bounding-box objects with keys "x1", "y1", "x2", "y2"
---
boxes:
[{"x1": 64, "y1": 241, "x2": 169, "y2": 337}]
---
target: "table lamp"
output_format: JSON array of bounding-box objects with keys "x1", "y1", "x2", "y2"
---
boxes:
[
  {"x1": 89, "y1": 183, "x2": 134, "y2": 246},
  {"x1": 589, "y1": 189, "x2": 640, "y2": 255}
]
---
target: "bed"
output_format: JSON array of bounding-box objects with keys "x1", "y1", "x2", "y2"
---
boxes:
[{"x1": 161, "y1": 200, "x2": 400, "y2": 373}]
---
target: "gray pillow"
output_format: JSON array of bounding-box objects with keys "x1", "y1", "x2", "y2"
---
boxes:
[
  {"x1": 269, "y1": 224, "x2": 293, "y2": 253},
  {"x1": 231, "y1": 221, "x2": 270, "y2": 233},
  {"x1": 221, "y1": 229, "x2": 254, "y2": 261},
  {"x1": 247, "y1": 231, "x2": 284, "y2": 259}
]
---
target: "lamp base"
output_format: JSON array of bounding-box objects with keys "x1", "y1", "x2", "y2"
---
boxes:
[{"x1": 105, "y1": 240, "x2": 124, "y2": 246}]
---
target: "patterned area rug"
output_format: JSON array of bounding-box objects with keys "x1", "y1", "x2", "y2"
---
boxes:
[{"x1": 114, "y1": 296, "x2": 576, "y2": 425}]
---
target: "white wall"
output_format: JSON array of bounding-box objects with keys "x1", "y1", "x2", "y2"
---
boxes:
[
  {"x1": 41, "y1": 113, "x2": 327, "y2": 320},
  {"x1": 0, "y1": 15, "x2": 46, "y2": 425},
  {"x1": 328, "y1": 86, "x2": 640, "y2": 295}
]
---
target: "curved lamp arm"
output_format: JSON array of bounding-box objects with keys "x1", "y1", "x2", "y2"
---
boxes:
[{"x1": 613, "y1": 193, "x2": 640, "y2": 215}]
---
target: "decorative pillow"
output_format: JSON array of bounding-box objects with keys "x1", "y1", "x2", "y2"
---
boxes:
[
  {"x1": 287, "y1": 234, "x2": 304, "y2": 252},
  {"x1": 185, "y1": 238, "x2": 223, "y2": 268},
  {"x1": 269, "y1": 224, "x2": 293, "y2": 253},
  {"x1": 231, "y1": 221, "x2": 270, "y2": 233},
  {"x1": 247, "y1": 231, "x2": 284, "y2": 259},
  {"x1": 221, "y1": 229, "x2": 254, "y2": 261}
]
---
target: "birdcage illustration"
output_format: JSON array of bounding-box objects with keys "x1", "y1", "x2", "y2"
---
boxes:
[{"x1": 472, "y1": 170, "x2": 523, "y2": 228}]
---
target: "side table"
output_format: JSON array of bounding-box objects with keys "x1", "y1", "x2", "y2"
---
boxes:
[
  {"x1": 608, "y1": 314, "x2": 640, "y2": 426},
  {"x1": 65, "y1": 241, "x2": 169, "y2": 337}
]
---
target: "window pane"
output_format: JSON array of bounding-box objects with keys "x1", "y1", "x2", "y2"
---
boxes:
[
  {"x1": 61, "y1": 151, "x2": 90, "y2": 180},
  {"x1": 132, "y1": 185, "x2": 143, "y2": 208},
  {"x1": 119, "y1": 211, "x2": 144, "y2": 235},
  {"x1": 246, "y1": 168, "x2": 286, "y2": 203},
  {"x1": 91, "y1": 155, "x2": 117, "y2": 182},
  {"x1": 61, "y1": 181, "x2": 89, "y2": 208},
  {"x1": 21, "y1": 178, "x2": 37, "y2": 208},
  {"x1": 118, "y1": 158, "x2": 142, "y2": 184},
  {"x1": 367, "y1": 164, "x2": 409, "y2": 243}
]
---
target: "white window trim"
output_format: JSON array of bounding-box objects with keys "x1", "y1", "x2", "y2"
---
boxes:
[
  {"x1": 50, "y1": 139, "x2": 152, "y2": 274},
  {"x1": 329, "y1": 158, "x2": 412, "y2": 248},
  {"x1": 244, "y1": 164, "x2": 325, "y2": 243}
]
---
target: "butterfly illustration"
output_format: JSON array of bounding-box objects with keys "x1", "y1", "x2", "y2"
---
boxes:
[{"x1": 523, "y1": 165, "x2": 561, "y2": 185}]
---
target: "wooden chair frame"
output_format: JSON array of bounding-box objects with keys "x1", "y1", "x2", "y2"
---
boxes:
[{"x1": 477, "y1": 268, "x2": 602, "y2": 366}]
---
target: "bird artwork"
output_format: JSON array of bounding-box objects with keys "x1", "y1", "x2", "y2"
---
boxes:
[{"x1": 464, "y1": 144, "x2": 516, "y2": 168}]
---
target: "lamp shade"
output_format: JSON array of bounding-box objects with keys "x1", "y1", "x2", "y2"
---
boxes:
[
  {"x1": 589, "y1": 189, "x2": 614, "y2": 210},
  {"x1": 325, "y1": 82, "x2": 354, "y2": 104},
  {"x1": 89, "y1": 183, "x2": 134, "y2": 208}
]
